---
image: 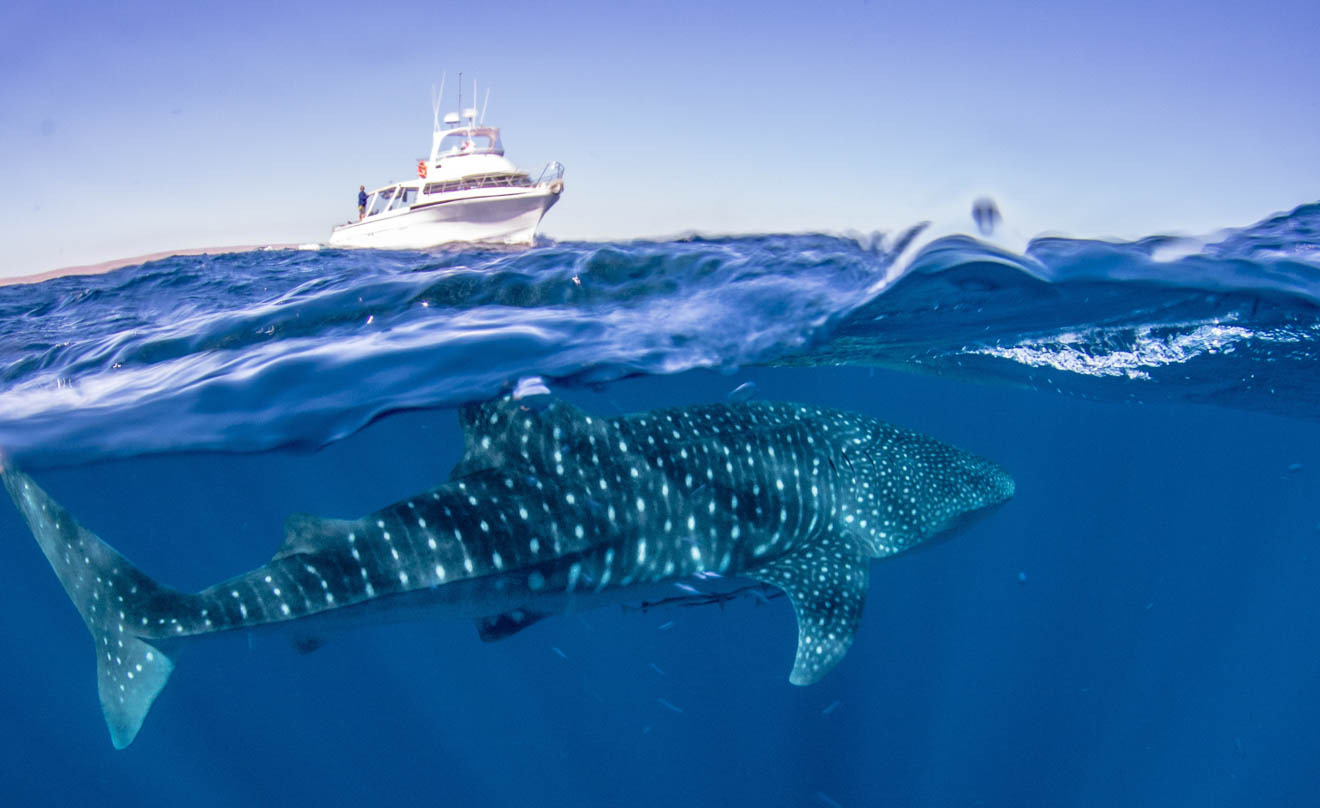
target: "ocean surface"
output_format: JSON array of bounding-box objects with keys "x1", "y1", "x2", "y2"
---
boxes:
[{"x1": 1, "y1": 203, "x2": 1318, "y2": 806}]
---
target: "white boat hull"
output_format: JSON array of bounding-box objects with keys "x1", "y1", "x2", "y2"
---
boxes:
[{"x1": 329, "y1": 186, "x2": 560, "y2": 249}]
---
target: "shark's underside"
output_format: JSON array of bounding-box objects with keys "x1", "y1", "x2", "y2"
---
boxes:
[{"x1": 3, "y1": 395, "x2": 1013, "y2": 748}]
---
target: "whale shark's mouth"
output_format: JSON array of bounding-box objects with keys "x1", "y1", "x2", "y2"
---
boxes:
[
  {"x1": 891, "y1": 452, "x2": 1014, "y2": 553},
  {"x1": 924, "y1": 497, "x2": 1013, "y2": 550},
  {"x1": 966, "y1": 455, "x2": 1016, "y2": 507}
]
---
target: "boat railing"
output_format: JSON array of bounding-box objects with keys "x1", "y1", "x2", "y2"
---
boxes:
[{"x1": 534, "y1": 161, "x2": 565, "y2": 186}]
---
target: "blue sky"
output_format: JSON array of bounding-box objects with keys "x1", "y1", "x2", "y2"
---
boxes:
[{"x1": 1, "y1": 0, "x2": 1317, "y2": 277}]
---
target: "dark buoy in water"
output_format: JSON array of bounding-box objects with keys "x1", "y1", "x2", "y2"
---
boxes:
[{"x1": 972, "y1": 197, "x2": 1001, "y2": 236}]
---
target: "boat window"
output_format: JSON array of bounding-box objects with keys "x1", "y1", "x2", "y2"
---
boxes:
[
  {"x1": 423, "y1": 174, "x2": 531, "y2": 195},
  {"x1": 366, "y1": 187, "x2": 396, "y2": 217},
  {"x1": 438, "y1": 131, "x2": 502, "y2": 156},
  {"x1": 386, "y1": 187, "x2": 417, "y2": 211}
]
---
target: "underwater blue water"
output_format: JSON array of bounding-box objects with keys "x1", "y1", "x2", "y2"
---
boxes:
[{"x1": 1, "y1": 203, "x2": 1318, "y2": 806}]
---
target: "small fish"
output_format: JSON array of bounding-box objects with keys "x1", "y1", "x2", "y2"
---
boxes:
[
  {"x1": 551, "y1": 646, "x2": 568, "y2": 659},
  {"x1": 649, "y1": 662, "x2": 666, "y2": 676},
  {"x1": 815, "y1": 791, "x2": 842, "y2": 808},
  {"x1": 674, "y1": 583, "x2": 700, "y2": 595},
  {"x1": 821, "y1": 700, "x2": 841, "y2": 716},
  {"x1": 656, "y1": 698, "x2": 684, "y2": 714},
  {"x1": 727, "y1": 381, "x2": 759, "y2": 403},
  {"x1": 657, "y1": 620, "x2": 675, "y2": 631}
]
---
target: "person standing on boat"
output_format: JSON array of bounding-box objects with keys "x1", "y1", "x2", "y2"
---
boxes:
[{"x1": 358, "y1": 185, "x2": 368, "y2": 220}]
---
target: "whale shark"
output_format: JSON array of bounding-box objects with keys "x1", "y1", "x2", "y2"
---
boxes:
[{"x1": 3, "y1": 395, "x2": 1013, "y2": 748}]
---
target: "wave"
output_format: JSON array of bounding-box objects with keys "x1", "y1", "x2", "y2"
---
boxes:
[{"x1": 1, "y1": 202, "x2": 1317, "y2": 467}]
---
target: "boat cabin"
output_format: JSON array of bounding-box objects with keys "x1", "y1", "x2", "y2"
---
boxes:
[{"x1": 356, "y1": 123, "x2": 541, "y2": 222}]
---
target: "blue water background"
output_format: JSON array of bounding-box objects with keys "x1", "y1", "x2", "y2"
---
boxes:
[{"x1": 1, "y1": 204, "x2": 1319, "y2": 805}]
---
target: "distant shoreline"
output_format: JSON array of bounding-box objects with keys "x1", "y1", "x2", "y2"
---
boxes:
[{"x1": 0, "y1": 244, "x2": 300, "y2": 287}]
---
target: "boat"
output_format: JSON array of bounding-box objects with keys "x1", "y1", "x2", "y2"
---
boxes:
[{"x1": 329, "y1": 80, "x2": 564, "y2": 249}]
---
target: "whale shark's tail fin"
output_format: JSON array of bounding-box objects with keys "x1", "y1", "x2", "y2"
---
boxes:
[{"x1": 2, "y1": 463, "x2": 191, "y2": 749}]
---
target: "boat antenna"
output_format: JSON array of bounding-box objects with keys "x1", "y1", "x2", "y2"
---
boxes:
[
  {"x1": 480, "y1": 87, "x2": 491, "y2": 124},
  {"x1": 431, "y1": 72, "x2": 446, "y2": 133},
  {"x1": 458, "y1": 72, "x2": 462, "y2": 124}
]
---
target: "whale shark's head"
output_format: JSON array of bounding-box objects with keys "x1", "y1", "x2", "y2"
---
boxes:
[{"x1": 838, "y1": 423, "x2": 1014, "y2": 558}]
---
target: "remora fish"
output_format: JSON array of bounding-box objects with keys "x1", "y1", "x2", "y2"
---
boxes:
[{"x1": 2, "y1": 396, "x2": 1013, "y2": 748}]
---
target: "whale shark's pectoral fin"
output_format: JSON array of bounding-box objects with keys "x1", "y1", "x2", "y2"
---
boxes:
[
  {"x1": 749, "y1": 531, "x2": 870, "y2": 686},
  {"x1": 475, "y1": 609, "x2": 548, "y2": 642}
]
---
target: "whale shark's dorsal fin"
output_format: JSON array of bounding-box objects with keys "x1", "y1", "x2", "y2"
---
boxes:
[
  {"x1": 749, "y1": 529, "x2": 870, "y2": 685},
  {"x1": 450, "y1": 395, "x2": 618, "y2": 480}
]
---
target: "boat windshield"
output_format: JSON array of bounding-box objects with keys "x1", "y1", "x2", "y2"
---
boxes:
[
  {"x1": 438, "y1": 129, "x2": 503, "y2": 156},
  {"x1": 366, "y1": 187, "x2": 397, "y2": 217},
  {"x1": 387, "y1": 187, "x2": 417, "y2": 211}
]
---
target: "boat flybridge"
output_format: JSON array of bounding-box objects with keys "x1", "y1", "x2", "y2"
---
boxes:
[{"x1": 329, "y1": 82, "x2": 564, "y2": 248}]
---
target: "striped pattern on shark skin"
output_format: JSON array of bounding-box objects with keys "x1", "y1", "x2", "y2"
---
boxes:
[{"x1": 2, "y1": 395, "x2": 1014, "y2": 748}]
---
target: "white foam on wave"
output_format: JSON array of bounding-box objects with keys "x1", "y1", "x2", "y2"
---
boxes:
[
  {"x1": 1148, "y1": 237, "x2": 1211, "y2": 263},
  {"x1": 973, "y1": 321, "x2": 1314, "y2": 381}
]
